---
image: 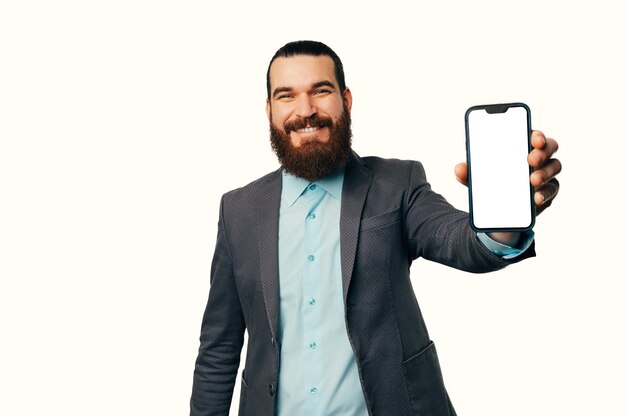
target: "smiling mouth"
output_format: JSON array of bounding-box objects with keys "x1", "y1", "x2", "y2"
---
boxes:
[{"x1": 297, "y1": 126, "x2": 322, "y2": 133}]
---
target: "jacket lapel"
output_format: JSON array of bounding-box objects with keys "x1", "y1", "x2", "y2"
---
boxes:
[
  {"x1": 255, "y1": 169, "x2": 282, "y2": 343},
  {"x1": 340, "y1": 153, "x2": 372, "y2": 304}
]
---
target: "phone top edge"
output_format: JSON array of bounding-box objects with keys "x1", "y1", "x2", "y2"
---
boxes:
[{"x1": 465, "y1": 102, "x2": 530, "y2": 120}]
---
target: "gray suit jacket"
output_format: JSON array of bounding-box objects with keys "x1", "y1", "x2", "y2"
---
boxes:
[{"x1": 191, "y1": 153, "x2": 535, "y2": 416}]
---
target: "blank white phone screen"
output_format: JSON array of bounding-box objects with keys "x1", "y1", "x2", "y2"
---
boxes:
[{"x1": 468, "y1": 106, "x2": 532, "y2": 229}]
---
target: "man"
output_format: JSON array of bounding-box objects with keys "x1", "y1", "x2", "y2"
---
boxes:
[{"x1": 190, "y1": 41, "x2": 561, "y2": 416}]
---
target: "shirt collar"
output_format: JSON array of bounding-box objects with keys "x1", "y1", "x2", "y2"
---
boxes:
[{"x1": 281, "y1": 169, "x2": 345, "y2": 208}]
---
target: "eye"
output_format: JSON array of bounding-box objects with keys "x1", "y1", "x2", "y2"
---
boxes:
[
  {"x1": 313, "y1": 89, "x2": 331, "y2": 96},
  {"x1": 277, "y1": 94, "x2": 293, "y2": 100}
]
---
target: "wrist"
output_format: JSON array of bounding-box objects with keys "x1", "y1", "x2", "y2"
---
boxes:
[{"x1": 486, "y1": 232, "x2": 521, "y2": 247}]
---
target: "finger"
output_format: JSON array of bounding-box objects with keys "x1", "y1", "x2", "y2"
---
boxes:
[
  {"x1": 530, "y1": 158, "x2": 562, "y2": 188},
  {"x1": 534, "y1": 178, "x2": 560, "y2": 215},
  {"x1": 531, "y1": 130, "x2": 547, "y2": 149},
  {"x1": 455, "y1": 162, "x2": 468, "y2": 186},
  {"x1": 541, "y1": 137, "x2": 559, "y2": 156},
  {"x1": 529, "y1": 137, "x2": 559, "y2": 167},
  {"x1": 535, "y1": 197, "x2": 553, "y2": 216}
]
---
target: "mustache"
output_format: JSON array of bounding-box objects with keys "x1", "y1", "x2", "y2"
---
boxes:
[{"x1": 283, "y1": 114, "x2": 333, "y2": 133}]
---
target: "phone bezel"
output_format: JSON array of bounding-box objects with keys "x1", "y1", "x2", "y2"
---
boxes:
[{"x1": 465, "y1": 102, "x2": 535, "y2": 233}]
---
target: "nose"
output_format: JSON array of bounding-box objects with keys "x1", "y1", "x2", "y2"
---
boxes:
[{"x1": 294, "y1": 94, "x2": 316, "y2": 118}]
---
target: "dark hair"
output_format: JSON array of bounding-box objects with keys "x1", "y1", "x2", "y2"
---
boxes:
[{"x1": 266, "y1": 40, "x2": 346, "y2": 99}]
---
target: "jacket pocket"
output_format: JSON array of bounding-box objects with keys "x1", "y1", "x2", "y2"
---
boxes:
[
  {"x1": 402, "y1": 341, "x2": 454, "y2": 416},
  {"x1": 361, "y1": 208, "x2": 401, "y2": 231}
]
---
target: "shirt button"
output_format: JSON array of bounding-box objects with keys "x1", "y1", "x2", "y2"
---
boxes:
[
  {"x1": 309, "y1": 184, "x2": 317, "y2": 191},
  {"x1": 308, "y1": 298, "x2": 316, "y2": 305},
  {"x1": 269, "y1": 383, "x2": 275, "y2": 396},
  {"x1": 308, "y1": 213, "x2": 316, "y2": 219},
  {"x1": 309, "y1": 342, "x2": 317, "y2": 349},
  {"x1": 308, "y1": 255, "x2": 315, "y2": 262},
  {"x1": 310, "y1": 387, "x2": 318, "y2": 395}
]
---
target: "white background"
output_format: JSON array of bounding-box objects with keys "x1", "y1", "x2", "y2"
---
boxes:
[{"x1": 1, "y1": 1, "x2": 624, "y2": 415}]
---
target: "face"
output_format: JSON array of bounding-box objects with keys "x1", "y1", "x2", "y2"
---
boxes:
[
  {"x1": 267, "y1": 55, "x2": 352, "y2": 147},
  {"x1": 266, "y1": 55, "x2": 354, "y2": 181}
]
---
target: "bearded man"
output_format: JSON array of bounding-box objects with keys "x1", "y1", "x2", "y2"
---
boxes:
[{"x1": 190, "y1": 40, "x2": 561, "y2": 416}]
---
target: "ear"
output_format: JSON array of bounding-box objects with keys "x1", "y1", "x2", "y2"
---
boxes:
[
  {"x1": 266, "y1": 98, "x2": 271, "y2": 121},
  {"x1": 343, "y1": 87, "x2": 353, "y2": 112}
]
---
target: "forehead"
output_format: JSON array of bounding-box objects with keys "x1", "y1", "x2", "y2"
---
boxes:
[{"x1": 269, "y1": 55, "x2": 337, "y2": 90}]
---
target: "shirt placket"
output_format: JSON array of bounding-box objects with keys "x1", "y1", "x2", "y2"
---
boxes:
[{"x1": 302, "y1": 183, "x2": 325, "y2": 415}]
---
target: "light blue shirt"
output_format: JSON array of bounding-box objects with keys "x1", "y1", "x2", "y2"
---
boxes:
[
  {"x1": 275, "y1": 169, "x2": 533, "y2": 416},
  {"x1": 277, "y1": 169, "x2": 368, "y2": 416}
]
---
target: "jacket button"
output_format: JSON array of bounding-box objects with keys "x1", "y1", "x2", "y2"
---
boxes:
[{"x1": 269, "y1": 383, "x2": 275, "y2": 396}]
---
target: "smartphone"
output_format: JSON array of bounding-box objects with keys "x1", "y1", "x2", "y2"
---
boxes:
[{"x1": 465, "y1": 102, "x2": 534, "y2": 232}]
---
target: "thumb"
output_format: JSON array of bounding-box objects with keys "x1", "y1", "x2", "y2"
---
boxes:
[{"x1": 455, "y1": 163, "x2": 468, "y2": 186}]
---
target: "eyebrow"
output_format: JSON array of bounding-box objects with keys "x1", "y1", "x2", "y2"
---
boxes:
[
  {"x1": 272, "y1": 80, "x2": 336, "y2": 99},
  {"x1": 312, "y1": 80, "x2": 336, "y2": 90}
]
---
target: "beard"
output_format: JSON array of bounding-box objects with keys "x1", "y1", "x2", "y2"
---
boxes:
[{"x1": 269, "y1": 109, "x2": 353, "y2": 182}]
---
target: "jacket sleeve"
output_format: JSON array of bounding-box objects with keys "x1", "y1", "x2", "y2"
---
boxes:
[
  {"x1": 404, "y1": 161, "x2": 535, "y2": 272},
  {"x1": 191, "y1": 195, "x2": 246, "y2": 415}
]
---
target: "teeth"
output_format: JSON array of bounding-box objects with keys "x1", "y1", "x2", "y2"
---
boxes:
[{"x1": 298, "y1": 126, "x2": 320, "y2": 133}]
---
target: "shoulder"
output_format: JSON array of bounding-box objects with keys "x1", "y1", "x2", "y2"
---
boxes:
[
  {"x1": 358, "y1": 154, "x2": 428, "y2": 184},
  {"x1": 219, "y1": 168, "x2": 281, "y2": 211},
  {"x1": 361, "y1": 155, "x2": 424, "y2": 171}
]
